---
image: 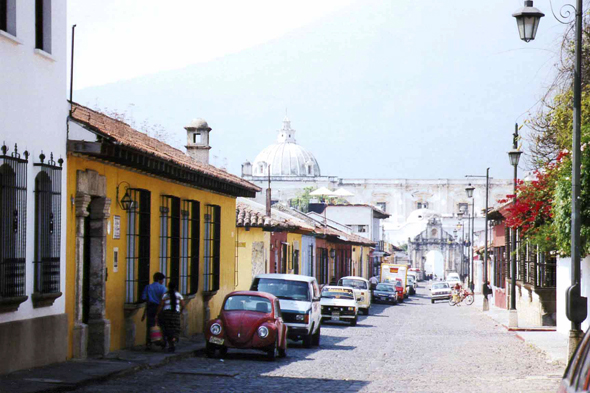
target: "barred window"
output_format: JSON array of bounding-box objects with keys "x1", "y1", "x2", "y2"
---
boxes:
[
  {"x1": 293, "y1": 249, "x2": 299, "y2": 275},
  {"x1": 160, "y1": 196, "x2": 180, "y2": 285},
  {"x1": 0, "y1": 144, "x2": 28, "y2": 299},
  {"x1": 204, "y1": 205, "x2": 220, "y2": 292},
  {"x1": 126, "y1": 189, "x2": 151, "y2": 303},
  {"x1": 33, "y1": 153, "x2": 63, "y2": 295},
  {"x1": 180, "y1": 200, "x2": 199, "y2": 294},
  {"x1": 317, "y1": 248, "x2": 329, "y2": 285}
]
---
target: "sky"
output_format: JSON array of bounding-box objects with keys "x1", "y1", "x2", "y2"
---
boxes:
[
  {"x1": 68, "y1": 0, "x2": 572, "y2": 180},
  {"x1": 67, "y1": 0, "x2": 354, "y2": 89}
]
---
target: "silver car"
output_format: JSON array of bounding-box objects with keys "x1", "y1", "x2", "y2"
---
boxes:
[{"x1": 430, "y1": 282, "x2": 452, "y2": 303}]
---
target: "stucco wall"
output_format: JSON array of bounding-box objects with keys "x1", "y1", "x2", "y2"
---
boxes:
[
  {"x1": 236, "y1": 227, "x2": 266, "y2": 290},
  {"x1": 66, "y1": 155, "x2": 238, "y2": 357}
]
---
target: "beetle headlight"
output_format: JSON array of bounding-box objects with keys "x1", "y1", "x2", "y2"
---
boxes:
[
  {"x1": 295, "y1": 314, "x2": 305, "y2": 321},
  {"x1": 210, "y1": 323, "x2": 222, "y2": 336},
  {"x1": 257, "y1": 326, "x2": 269, "y2": 338}
]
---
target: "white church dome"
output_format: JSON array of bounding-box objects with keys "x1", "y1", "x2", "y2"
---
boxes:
[
  {"x1": 252, "y1": 116, "x2": 321, "y2": 177},
  {"x1": 407, "y1": 208, "x2": 439, "y2": 223}
]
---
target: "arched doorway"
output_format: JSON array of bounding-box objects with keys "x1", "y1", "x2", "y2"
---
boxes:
[{"x1": 425, "y1": 250, "x2": 445, "y2": 280}]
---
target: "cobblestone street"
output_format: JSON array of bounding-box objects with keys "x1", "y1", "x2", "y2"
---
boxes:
[{"x1": 74, "y1": 286, "x2": 565, "y2": 393}]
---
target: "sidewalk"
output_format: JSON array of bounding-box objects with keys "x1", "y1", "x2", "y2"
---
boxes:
[
  {"x1": 0, "y1": 335, "x2": 206, "y2": 393},
  {"x1": 474, "y1": 295, "x2": 569, "y2": 366}
]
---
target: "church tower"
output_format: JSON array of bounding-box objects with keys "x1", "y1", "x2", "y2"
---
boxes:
[{"x1": 185, "y1": 118, "x2": 212, "y2": 165}]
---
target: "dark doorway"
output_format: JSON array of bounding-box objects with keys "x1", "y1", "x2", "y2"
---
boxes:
[{"x1": 82, "y1": 208, "x2": 90, "y2": 325}]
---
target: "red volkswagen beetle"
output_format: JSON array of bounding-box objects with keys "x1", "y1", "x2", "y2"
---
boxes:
[{"x1": 205, "y1": 291, "x2": 288, "y2": 360}]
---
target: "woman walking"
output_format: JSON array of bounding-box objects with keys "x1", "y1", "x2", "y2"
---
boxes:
[{"x1": 156, "y1": 281, "x2": 185, "y2": 352}]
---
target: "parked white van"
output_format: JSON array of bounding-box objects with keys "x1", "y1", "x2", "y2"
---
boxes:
[
  {"x1": 250, "y1": 274, "x2": 322, "y2": 348},
  {"x1": 337, "y1": 276, "x2": 372, "y2": 315}
]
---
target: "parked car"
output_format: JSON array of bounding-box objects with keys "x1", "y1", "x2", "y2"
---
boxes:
[
  {"x1": 430, "y1": 282, "x2": 452, "y2": 303},
  {"x1": 373, "y1": 283, "x2": 398, "y2": 304},
  {"x1": 559, "y1": 326, "x2": 590, "y2": 392},
  {"x1": 320, "y1": 286, "x2": 358, "y2": 326},
  {"x1": 407, "y1": 275, "x2": 417, "y2": 295},
  {"x1": 204, "y1": 291, "x2": 288, "y2": 360},
  {"x1": 338, "y1": 276, "x2": 371, "y2": 315},
  {"x1": 445, "y1": 272, "x2": 461, "y2": 288},
  {"x1": 250, "y1": 274, "x2": 321, "y2": 348}
]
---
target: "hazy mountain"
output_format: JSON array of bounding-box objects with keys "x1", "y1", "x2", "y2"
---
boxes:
[{"x1": 74, "y1": 0, "x2": 561, "y2": 180}]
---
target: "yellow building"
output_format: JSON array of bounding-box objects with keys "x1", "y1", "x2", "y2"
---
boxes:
[
  {"x1": 65, "y1": 104, "x2": 259, "y2": 359},
  {"x1": 235, "y1": 198, "x2": 315, "y2": 290}
]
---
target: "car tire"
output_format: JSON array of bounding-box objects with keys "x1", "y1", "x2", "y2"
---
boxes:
[
  {"x1": 278, "y1": 341, "x2": 287, "y2": 358},
  {"x1": 205, "y1": 342, "x2": 216, "y2": 358},
  {"x1": 267, "y1": 340, "x2": 279, "y2": 361},
  {"x1": 302, "y1": 331, "x2": 313, "y2": 348},
  {"x1": 350, "y1": 317, "x2": 357, "y2": 326},
  {"x1": 431, "y1": 299, "x2": 435, "y2": 304},
  {"x1": 312, "y1": 326, "x2": 321, "y2": 346},
  {"x1": 363, "y1": 307, "x2": 370, "y2": 315},
  {"x1": 218, "y1": 346, "x2": 228, "y2": 358}
]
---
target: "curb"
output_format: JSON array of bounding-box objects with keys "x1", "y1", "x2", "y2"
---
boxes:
[{"x1": 35, "y1": 347, "x2": 206, "y2": 393}]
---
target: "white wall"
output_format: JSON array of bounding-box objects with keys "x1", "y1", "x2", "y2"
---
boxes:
[
  {"x1": 0, "y1": 0, "x2": 68, "y2": 322},
  {"x1": 247, "y1": 177, "x2": 512, "y2": 230}
]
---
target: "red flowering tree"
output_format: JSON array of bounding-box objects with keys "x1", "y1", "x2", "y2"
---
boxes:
[{"x1": 499, "y1": 151, "x2": 567, "y2": 252}]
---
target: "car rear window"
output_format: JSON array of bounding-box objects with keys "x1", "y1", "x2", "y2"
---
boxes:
[
  {"x1": 376, "y1": 284, "x2": 394, "y2": 292},
  {"x1": 321, "y1": 288, "x2": 354, "y2": 300},
  {"x1": 433, "y1": 283, "x2": 448, "y2": 289},
  {"x1": 338, "y1": 278, "x2": 368, "y2": 289},
  {"x1": 251, "y1": 278, "x2": 310, "y2": 301},
  {"x1": 224, "y1": 295, "x2": 272, "y2": 313}
]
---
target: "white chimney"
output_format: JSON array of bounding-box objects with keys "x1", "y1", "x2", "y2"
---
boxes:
[{"x1": 185, "y1": 118, "x2": 212, "y2": 164}]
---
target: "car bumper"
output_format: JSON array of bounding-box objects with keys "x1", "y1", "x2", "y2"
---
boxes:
[
  {"x1": 285, "y1": 323, "x2": 310, "y2": 339},
  {"x1": 321, "y1": 313, "x2": 356, "y2": 320},
  {"x1": 431, "y1": 294, "x2": 451, "y2": 300},
  {"x1": 373, "y1": 295, "x2": 396, "y2": 303}
]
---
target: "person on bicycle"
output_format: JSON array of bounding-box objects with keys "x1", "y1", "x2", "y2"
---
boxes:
[{"x1": 453, "y1": 282, "x2": 462, "y2": 303}]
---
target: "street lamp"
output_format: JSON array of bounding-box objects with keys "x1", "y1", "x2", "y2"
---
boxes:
[
  {"x1": 512, "y1": 0, "x2": 545, "y2": 42},
  {"x1": 507, "y1": 124, "x2": 522, "y2": 328},
  {"x1": 465, "y1": 184, "x2": 475, "y2": 291},
  {"x1": 513, "y1": 0, "x2": 587, "y2": 356},
  {"x1": 467, "y1": 170, "x2": 491, "y2": 311}
]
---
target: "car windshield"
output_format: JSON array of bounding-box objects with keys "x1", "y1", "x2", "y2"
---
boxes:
[
  {"x1": 339, "y1": 278, "x2": 368, "y2": 289},
  {"x1": 251, "y1": 278, "x2": 310, "y2": 301},
  {"x1": 224, "y1": 295, "x2": 272, "y2": 313},
  {"x1": 321, "y1": 289, "x2": 354, "y2": 299},
  {"x1": 376, "y1": 284, "x2": 394, "y2": 292},
  {"x1": 433, "y1": 283, "x2": 449, "y2": 289}
]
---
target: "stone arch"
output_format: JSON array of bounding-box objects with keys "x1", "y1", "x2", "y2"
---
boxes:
[
  {"x1": 73, "y1": 169, "x2": 111, "y2": 359},
  {"x1": 408, "y1": 217, "x2": 462, "y2": 280}
]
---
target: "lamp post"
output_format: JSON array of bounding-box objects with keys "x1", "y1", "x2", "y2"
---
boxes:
[
  {"x1": 465, "y1": 184, "x2": 476, "y2": 291},
  {"x1": 512, "y1": 0, "x2": 587, "y2": 356},
  {"x1": 457, "y1": 219, "x2": 465, "y2": 278},
  {"x1": 466, "y1": 170, "x2": 491, "y2": 310},
  {"x1": 507, "y1": 124, "x2": 523, "y2": 328}
]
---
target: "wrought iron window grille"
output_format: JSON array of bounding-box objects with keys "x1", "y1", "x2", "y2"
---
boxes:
[
  {"x1": 180, "y1": 200, "x2": 199, "y2": 295},
  {"x1": 0, "y1": 143, "x2": 29, "y2": 301},
  {"x1": 33, "y1": 152, "x2": 63, "y2": 296},
  {"x1": 125, "y1": 189, "x2": 151, "y2": 303},
  {"x1": 203, "y1": 205, "x2": 220, "y2": 292}
]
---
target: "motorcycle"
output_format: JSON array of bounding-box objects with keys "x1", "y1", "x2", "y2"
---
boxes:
[{"x1": 449, "y1": 288, "x2": 474, "y2": 306}]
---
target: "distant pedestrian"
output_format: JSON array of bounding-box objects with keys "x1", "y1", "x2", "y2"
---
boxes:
[
  {"x1": 156, "y1": 281, "x2": 185, "y2": 353},
  {"x1": 141, "y1": 272, "x2": 166, "y2": 350},
  {"x1": 369, "y1": 276, "x2": 379, "y2": 290},
  {"x1": 484, "y1": 281, "x2": 493, "y2": 298}
]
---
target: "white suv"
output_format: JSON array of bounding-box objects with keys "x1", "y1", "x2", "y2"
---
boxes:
[{"x1": 250, "y1": 274, "x2": 322, "y2": 348}]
